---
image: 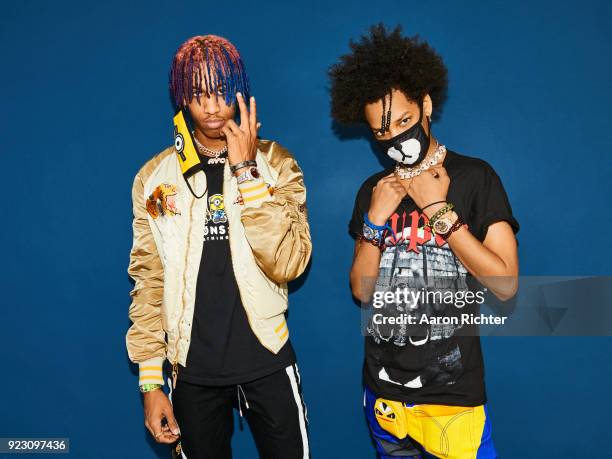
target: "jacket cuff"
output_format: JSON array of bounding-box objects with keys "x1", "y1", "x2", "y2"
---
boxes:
[
  {"x1": 238, "y1": 177, "x2": 273, "y2": 208},
  {"x1": 138, "y1": 356, "x2": 165, "y2": 387}
]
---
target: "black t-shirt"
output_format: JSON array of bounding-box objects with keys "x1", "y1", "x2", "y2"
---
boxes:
[
  {"x1": 349, "y1": 149, "x2": 520, "y2": 406},
  {"x1": 174, "y1": 152, "x2": 296, "y2": 386}
]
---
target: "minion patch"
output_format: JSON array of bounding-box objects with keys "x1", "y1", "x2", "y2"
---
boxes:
[
  {"x1": 208, "y1": 193, "x2": 227, "y2": 224},
  {"x1": 146, "y1": 183, "x2": 180, "y2": 218}
]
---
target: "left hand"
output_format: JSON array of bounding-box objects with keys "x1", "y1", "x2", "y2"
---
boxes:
[
  {"x1": 400, "y1": 165, "x2": 450, "y2": 216},
  {"x1": 221, "y1": 92, "x2": 261, "y2": 174}
]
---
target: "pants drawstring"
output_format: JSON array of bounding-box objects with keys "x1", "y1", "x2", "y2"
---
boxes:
[
  {"x1": 237, "y1": 384, "x2": 250, "y2": 416},
  {"x1": 236, "y1": 384, "x2": 250, "y2": 430}
]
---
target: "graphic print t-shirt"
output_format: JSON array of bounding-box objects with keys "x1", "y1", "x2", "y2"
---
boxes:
[
  {"x1": 175, "y1": 153, "x2": 296, "y2": 386},
  {"x1": 349, "y1": 149, "x2": 520, "y2": 406}
]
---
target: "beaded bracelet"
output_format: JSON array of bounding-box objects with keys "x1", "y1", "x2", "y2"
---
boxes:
[{"x1": 440, "y1": 215, "x2": 465, "y2": 241}]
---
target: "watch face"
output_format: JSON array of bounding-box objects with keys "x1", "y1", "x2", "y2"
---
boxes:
[
  {"x1": 250, "y1": 167, "x2": 260, "y2": 178},
  {"x1": 433, "y1": 217, "x2": 452, "y2": 234},
  {"x1": 362, "y1": 224, "x2": 377, "y2": 241}
]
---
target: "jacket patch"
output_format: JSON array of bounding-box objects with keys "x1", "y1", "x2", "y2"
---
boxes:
[
  {"x1": 208, "y1": 194, "x2": 227, "y2": 224},
  {"x1": 146, "y1": 183, "x2": 180, "y2": 218}
]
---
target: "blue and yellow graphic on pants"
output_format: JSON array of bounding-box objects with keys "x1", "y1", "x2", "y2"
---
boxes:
[{"x1": 364, "y1": 386, "x2": 497, "y2": 459}]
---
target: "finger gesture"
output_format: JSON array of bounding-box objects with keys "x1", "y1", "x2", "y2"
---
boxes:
[{"x1": 222, "y1": 92, "x2": 261, "y2": 170}]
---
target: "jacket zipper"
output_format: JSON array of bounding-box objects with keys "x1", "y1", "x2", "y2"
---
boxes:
[{"x1": 172, "y1": 191, "x2": 197, "y2": 388}]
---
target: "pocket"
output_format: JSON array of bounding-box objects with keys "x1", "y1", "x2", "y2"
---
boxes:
[{"x1": 374, "y1": 398, "x2": 410, "y2": 440}]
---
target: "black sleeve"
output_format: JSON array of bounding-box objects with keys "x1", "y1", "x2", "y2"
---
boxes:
[
  {"x1": 470, "y1": 162, "x2": 520, "y2": 243},
  {"x1": 348, "y1": 180, "x2": 373, "y2": 239}
]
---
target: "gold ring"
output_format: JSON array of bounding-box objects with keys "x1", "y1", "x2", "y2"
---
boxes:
[{"x1": 155, "y1": 432, "x2": 163, "y2": 438}]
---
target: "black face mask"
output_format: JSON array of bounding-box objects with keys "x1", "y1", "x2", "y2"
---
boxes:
[{"x1": 377, "y1": 105, "x2": 430, "y2": 166}]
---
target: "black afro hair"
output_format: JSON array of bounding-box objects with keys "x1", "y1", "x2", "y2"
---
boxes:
[{"x1": 328, "y1": 23, "x2": 449, "y2": 125}]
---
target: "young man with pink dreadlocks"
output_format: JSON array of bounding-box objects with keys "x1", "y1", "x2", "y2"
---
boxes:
[{"x1": 125, "y1": 35, "x2": 312, "y2": 458}]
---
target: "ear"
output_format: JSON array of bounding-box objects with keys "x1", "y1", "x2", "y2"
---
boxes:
[{"x1": 423, "y1": 93, "x2": 433, "y2": 119}]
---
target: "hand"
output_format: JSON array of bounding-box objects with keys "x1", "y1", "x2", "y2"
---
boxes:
[
  {"x1": 400, "y1": 166, "x2": 450, "y2": 217},
  {"x1": 143, "y1": 389, "x2": 180, "y2": 444},
  {"x1": 368, "y1": 173, "x2": 408, "y2": 226},
  {"x1": 221, "y1": 92, "x2": 261, "y2": 174}
]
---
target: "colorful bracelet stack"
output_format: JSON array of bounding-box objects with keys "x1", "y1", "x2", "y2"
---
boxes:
[
  {"x1": 422, "y1": 201, "x2": 467, "y2": 240},
  {"x1": 426, "y1": 203, "x2": 454, "y2": 229},
  {"x1": 361, "y1": 213, "x2": 389, "y2": 250}
]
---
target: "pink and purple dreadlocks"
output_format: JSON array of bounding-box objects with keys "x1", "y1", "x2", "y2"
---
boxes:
[{"x1": 169, "y1": 35, "x2": 250, "y2": 110}]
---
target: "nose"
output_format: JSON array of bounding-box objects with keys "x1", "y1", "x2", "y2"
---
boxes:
[
  {"x1": 386, "y1": 126, "x2": 403, "y2": 139},
  {"x1": 202, "y1": 95, "x2": 221, "y2": 116}
]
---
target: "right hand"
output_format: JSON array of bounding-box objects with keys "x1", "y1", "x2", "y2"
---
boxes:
[
  {"x1": 368, "y1": 173, "x2": 408, "y2": 226},
  {"x1": 143, "y1": 389, "x2": 181, "y2": 443}
]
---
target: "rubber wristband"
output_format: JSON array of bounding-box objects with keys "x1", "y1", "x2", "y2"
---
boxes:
[
  {"x1": 139, "y1": 383, "x2": 162, "y2": 393},
  {"x1": 364, "y1": 212, "x2": 389, "y2": 231}
]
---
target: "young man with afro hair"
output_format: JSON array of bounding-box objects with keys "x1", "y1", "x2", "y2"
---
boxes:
[{"x1": 329, "y1": 24, "x2": 520, "y2": 458}]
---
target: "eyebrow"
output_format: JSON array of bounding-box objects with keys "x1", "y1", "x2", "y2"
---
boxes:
[
  {"x1": 192, "y1": 82, "x2": 225, "y2": 90},
  {"x1": 371, "y1": 111, "x2": 412, "y2": 132},
  {"x1": 392, "y1": 111, "x2": 411, "y2": 124}
]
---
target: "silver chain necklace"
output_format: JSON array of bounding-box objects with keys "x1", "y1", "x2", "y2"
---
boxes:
[
  {"x1": 192, "y1": 131, "x2": 227, "y2": 164},
  {"x1": 394, "y1": 143, "x2": 446, "y2": 179}
]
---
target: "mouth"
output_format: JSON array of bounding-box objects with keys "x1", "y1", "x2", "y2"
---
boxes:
[{"x1": 202, "y1": 118, "x2": 225, "y2": 129}]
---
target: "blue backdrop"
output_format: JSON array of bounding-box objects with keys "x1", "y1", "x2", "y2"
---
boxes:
[{"x1": 1, "y1": 0, "x2": 611, "y2": 457}]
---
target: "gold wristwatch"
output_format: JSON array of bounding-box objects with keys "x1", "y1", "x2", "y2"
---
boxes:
[{"x1": 432, "y1": 212, "x2": 457, "y2": 236}]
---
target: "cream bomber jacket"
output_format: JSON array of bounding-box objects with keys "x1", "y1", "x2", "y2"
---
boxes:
[{"x1": 125, "y1": 139, "x2": 312, "y2": 387}]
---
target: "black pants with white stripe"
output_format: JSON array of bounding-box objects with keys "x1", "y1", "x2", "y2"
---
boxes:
[{"x1": 169, "y1": 364, "x2": 309, "y2": 459}]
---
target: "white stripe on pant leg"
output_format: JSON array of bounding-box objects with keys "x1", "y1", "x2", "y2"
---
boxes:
[
  {"x1": 293, "y1": 364, "x2": 309, "y2": 424},
  {"x1": 285, "y1": 365, "x2": 309, "y2": 459}
]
